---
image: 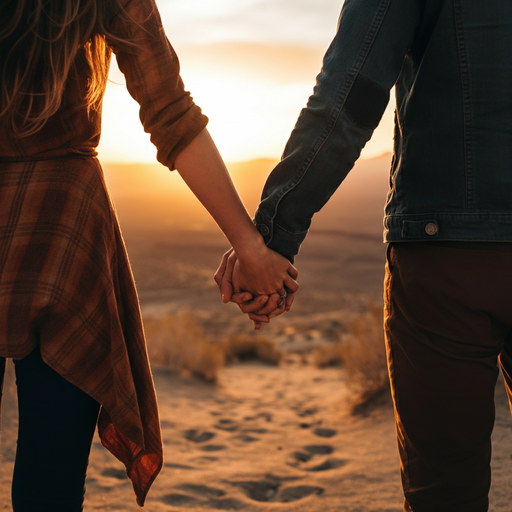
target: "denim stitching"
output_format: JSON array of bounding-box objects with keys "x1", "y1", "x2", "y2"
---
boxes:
[{"x1": 453, "y1": 0, "x2": 474, "y2": 211}]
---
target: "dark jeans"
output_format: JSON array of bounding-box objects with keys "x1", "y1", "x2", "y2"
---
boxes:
[
  {"x1": 0, "y1": 347, "x2": 100, "y2": 511},
  {"x1": 385, "y1": 242, "x2": 512, "y2": 512}
]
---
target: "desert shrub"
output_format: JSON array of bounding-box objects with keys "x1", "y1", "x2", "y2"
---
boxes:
[
  {"x1": 313, "y1": 342, "x2": 345, "y2": 368},
  {"x1": 337, "y1": 302, "x2": 389, "y2": 406},
  {"x1": 222, "y1": 335, "x2": 282, "y2": 366},
  {"x1": 144, "y1": 313, "x2": 224, "y2": 382}
]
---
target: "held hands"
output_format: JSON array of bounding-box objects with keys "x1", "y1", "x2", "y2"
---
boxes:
[
  {"x1": 174, "y1": 129, "x2": 297, "y2": 327},
  {"x1": 214, "y1": 247, "x2": 299, "y2": 330}
]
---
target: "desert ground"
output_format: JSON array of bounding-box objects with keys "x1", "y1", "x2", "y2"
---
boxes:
[{"x1": 1, "y1": 155, "x2": 512, "y2": 510}]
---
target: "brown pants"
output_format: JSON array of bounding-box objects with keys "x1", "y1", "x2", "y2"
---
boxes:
[{"x1": 384, "y1": 242, "x2": 512, "y2": 512}]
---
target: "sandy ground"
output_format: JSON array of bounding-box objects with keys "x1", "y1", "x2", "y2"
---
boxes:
[
  {"x1": 2, "y1": 156, "x2": 512, "y2": 509},
  {"x1": 1, "y1": 359, "x2": 512, "y2": 511}
]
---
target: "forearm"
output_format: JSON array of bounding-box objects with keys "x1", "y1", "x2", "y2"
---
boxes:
[
  {"x1": 176, "y1": 128, "x2": 298, "y2": 297},
  {"x1": 174, "y1": 128, "x2": 265, "y2": 259},
  {"x1": 254, "y1": 0, "x2": 422, "y2": 257}
]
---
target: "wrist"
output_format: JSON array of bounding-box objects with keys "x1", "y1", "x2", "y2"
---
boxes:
[{"x1": 231, "y1": 229, "x2": 267, "y2": 262}]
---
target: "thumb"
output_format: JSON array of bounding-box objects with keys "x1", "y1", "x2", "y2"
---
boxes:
[
  {"x1": 220, "y1": 250, "x2": 237, "y2": 303},
  {"x1": 220, "y1": 277, "x2": 234, "y2": 303}
]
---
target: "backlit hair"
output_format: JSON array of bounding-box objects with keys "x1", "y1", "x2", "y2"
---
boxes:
[{"x1": 0, "y1": 0, "x2": 137, "y2": 137}]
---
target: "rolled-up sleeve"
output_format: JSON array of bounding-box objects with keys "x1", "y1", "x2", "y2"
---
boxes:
[
  {"x1": 109, "y1": 0, "x2": 208, "y2": 170},
  {"x1": 254, "y1": 0, "x2": 423, "y2": 260}
]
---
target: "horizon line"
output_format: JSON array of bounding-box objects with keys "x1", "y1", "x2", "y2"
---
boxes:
[{"x1": 100, "y1": 151, "x2": 393, "y2": 167}]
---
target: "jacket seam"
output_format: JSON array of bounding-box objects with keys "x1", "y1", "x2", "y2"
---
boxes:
[
  {"x1": 453, "y1": 0, "x2": 474, "y2": 211},
  {"x1": 386, "y1": 212, "x2": 512, "y2": 217}
]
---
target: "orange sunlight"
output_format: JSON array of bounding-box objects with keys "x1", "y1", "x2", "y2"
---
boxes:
[{"x1": 98, "y1": 42, "x2": 395, "y2": 166}]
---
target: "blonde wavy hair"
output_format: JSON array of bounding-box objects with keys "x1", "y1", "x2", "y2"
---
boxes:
[{"x1": 0, "y1": 0, "x2": 137, "y2": 137}]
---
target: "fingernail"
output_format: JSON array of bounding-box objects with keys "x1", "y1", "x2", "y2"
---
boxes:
[
  {"x1": 221, "y1": 294, "x2": 225, "y2": 301},
  {"x1": 261, "y1": 296, "x2": 269, "y2": 303},
  {"x1": 243, "y1": 295, "x2": 250, "y2": 301}
]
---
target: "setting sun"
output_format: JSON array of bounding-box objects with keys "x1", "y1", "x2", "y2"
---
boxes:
[{"x1": 98, "y1": 0, "x2": 394, "y2": 165}]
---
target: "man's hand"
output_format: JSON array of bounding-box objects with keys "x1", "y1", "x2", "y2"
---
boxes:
[{"x1": 214, "y1": 248, "x2": 298, "y2": 329}]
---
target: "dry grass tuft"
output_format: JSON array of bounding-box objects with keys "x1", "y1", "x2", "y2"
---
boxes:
[
  {"x1": 143, "y1": 315, "x2": 283, "y2": 382},
  {"x1": 313, "y1": 302, "x2": 389, "y2": 409},
  {"x1": 222, "y1": 335, "x2": 282, "y2": 366},
  {"x1": 144, "y1": 314, "x2": 224, "y2": 382},
  {"x1": 340, "y1": 302, "x2": 389, "y2": 406},
  {"x1": 313, "y1": 343, "x2": 344, "y2": 368}
]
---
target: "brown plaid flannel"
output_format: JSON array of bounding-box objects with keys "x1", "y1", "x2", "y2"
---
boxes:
[{"x1": 0, "y1": 0, "x2": 208, "y2": 505}]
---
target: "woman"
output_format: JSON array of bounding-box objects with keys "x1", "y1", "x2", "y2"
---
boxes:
[{"x1": 0, "y1": 0, "x2": 298, "y2": 510}]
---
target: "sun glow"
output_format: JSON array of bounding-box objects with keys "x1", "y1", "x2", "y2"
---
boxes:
[
  {"x1": 98, "y1": 48, "x2": 319, "y2": 164},
  {"x1": 98, "y1": 2, "x2": 394, "y2": 166},
  {"x1": 99, "y1": 58, "x2": 395, "y2": 165},
  {"x1": 184, "y1": 76, "x2": 315, "y2": 162}
]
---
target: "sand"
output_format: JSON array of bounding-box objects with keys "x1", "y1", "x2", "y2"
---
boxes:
[
  {"x1": 2, "y1": 360, "x2": 512, "y2": 511},
  {"x1": 2, "y1": 155, "x2": 512, "y2": 510}
]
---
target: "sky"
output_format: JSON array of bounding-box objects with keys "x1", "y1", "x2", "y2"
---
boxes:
[{"x1": 98, "y1": 0, "x2": 395, "y2": 164}]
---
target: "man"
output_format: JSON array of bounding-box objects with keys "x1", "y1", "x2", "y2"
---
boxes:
[{"x1": 216, "y1": 0, "x2": 512, "y2": 510}]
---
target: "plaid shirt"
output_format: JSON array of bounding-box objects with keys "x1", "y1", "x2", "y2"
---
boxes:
[{"x1": 0, "y1": 0, "x2": 208, "y2": 505}]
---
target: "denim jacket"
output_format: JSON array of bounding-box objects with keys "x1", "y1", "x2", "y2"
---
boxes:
[{"x1": 253, "y1": 0, "x2": 512, "y2": 260}]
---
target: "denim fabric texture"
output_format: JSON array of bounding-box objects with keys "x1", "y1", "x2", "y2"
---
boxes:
[{"x1": 253, "y1": 0, "x2": 512, "y2": 259}]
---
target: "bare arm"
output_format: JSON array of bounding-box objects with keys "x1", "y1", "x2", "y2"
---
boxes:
[{"x1": 174, "y1": 128, "x2": 298, "y2": 297}]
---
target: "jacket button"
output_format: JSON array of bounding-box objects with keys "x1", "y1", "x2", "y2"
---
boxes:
[
  {"x1": 257, "y1": 224, "x2": 270, "y2": 236},
  {"x1": 425, "y1": 222, "x2": 438, "y2": 236}
]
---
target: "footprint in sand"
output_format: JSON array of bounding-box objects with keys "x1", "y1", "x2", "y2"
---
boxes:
[
  {"x1": 304, "y1": 445, "x2": 335, "y2": 455},
  {"x1": 299, "y1": 420, "x2": 322, "y2": 429},
  {"x1": 164, "y1": 462, "x2": 196, "y2": 470},
  {"x1": 160, "y1": 484, "x2": 244, "y2": 510},
  {"x1": 243, "y1": 428, "x2": 267, "y2": 434},
  {"x1": 306, "y1": 458, "x2": 348, "y2": 472},
  {"x1": 232, "y1": 434, "x2": 258, "y2": 443},
  {"x1": 231, "y1": 478, "x2": 281, "y2": 502},
  {"x1": 189, "y1": 455, "x2": 220, "y2": 466},
  {"x1": 243, "y1": 412, "x2": 272, "y2": 422},
  {"x1": 296, "y1": 407, "x2": 318, "y2": 418},
  {"x1": 214, "y1": 419, "x2": 239, "y2": 432},
  {"x1": 290, "y1": 444, "x2": 344, "y2": 471},
  {"x1": 101, "y1": 468, "x2": 128, "y2": 480},
  {"x1": 177, "y1": 484, "x2": 226, "y2": 498},
  {"x1": 292, "y1": 451, "x2": 312, "y2": 463},
  {"x1": 290, "y1": 445, "x2": 333, "y2": 464},
  {"x1": 313, "y1": 427, "x2": 337, "y2": 438},
  {"x1": 200, "y1": 444, "x2": 227, "y2": 452},
  {"x1": 279, "y1": 486, "x2": 325, "y2": 502},
  {"x1": 231, "y1": 476, "x2": 324, "y2": 503},
  {"x1": 159, "y1": 493, "x2": 202, "y2": 507},
  {"x1": 184, "y1": 429, "x2": 215, "y2": 443}
]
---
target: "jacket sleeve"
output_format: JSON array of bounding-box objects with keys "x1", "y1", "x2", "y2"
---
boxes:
[
  {"x1": 109, "y1": 0, "x2": 208, "y2": 170},
  {"x1": 253, "y1": 0, "x2": 425, "y2": 260}
]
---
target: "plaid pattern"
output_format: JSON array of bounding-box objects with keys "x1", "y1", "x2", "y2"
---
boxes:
[
  {"x1": 0, "y1": 0, "x2": 209, "y2": 505},
  {"x1": 0, "y1": 157, "x2": 161, "y2": 504}
]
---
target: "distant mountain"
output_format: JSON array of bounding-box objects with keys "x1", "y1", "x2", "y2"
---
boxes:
[{"x1": 102, "y1": 153, "x2": 391, "y2": 237}]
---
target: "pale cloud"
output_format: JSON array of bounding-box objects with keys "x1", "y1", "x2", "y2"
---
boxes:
[{"x1": 157, "y1": 0, "x2": 343, "y2": 46}]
